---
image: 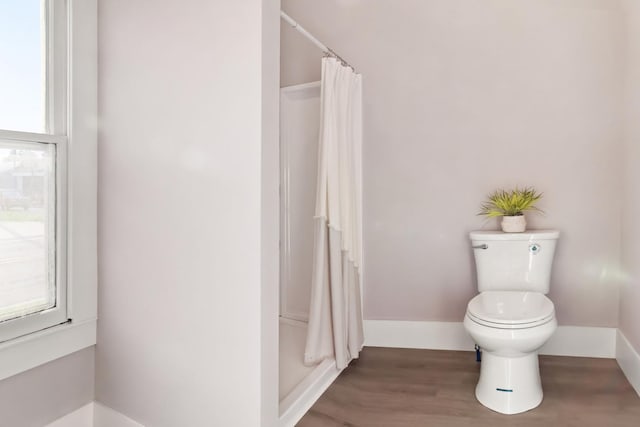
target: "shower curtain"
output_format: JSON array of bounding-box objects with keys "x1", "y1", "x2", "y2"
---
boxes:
[{"x1": 304, "y1": 57, "x2": 364, "y2": 370}]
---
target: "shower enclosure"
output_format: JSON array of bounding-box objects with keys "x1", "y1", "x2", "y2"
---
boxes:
[
  {"x1": 278, "y1": 81, "x2": 339, "y2": 424},
  {"x1": 278, "y1": 11, "x2": 363, "y2": 426}
]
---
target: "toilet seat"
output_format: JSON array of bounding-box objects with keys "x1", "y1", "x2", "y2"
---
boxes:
[{"x1": 466, "y1": 291, "x2": 555, "y2": 330}]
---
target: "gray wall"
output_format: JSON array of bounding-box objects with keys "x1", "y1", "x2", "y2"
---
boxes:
[
  {"x1": 620, "y1": 0, "x2": 640, "y2": 352},
  {"x1": 96, "y1": 0, "x2": 279, "y2": 426},
  {"x1": 0, "y1": 347, "x2": 95, "y2": 427},
  {"x1": 281, "y1": 0, "x2": 625, "y2": 327}
]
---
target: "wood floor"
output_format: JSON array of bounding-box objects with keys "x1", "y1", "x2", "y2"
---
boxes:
[{"x1": 297, "y1": 347, "x2": 640, "y2": 427}]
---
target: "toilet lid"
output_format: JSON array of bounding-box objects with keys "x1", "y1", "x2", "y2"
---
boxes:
[{"x1": 467, "y1": 291, "x2": 555, "y2": 327}]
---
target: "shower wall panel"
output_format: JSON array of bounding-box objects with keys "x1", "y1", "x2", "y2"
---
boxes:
[{"x1": 280, "y1": 82, "x2": 321, "y2": 321}]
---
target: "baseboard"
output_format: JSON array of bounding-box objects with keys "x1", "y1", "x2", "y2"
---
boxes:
[
  {"x1": 45, "y1": 403, "x2": 94, "y2": 427},
  {"x1": 616, "y1": 330, "x2": 640, "y2": 397},
  {"x1": 44, "y1": 402, "x2": 144, "y2": 427},
  {"x1": 279, "y1": 359, "x2": 342, "y2": 427},
  {"x1": 540, "y1": 325, "x2": 615, "y2": 358},
  {"x1": 94, "y1": 403, "x2": 144, "y2": 427},
  {"x1": 364, "y1": 320, "x2": 474, "y2": 351},
  {"x1": 364, "y1": 320, "x2": 617, "y2": 358}
]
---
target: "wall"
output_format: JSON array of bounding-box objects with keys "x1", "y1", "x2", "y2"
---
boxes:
[
  {"x1": 0, "y1": 348, "x2": 95, "y2": 427},
  {"x1": 620, "y1": 0, "x2": 640, "y2": 352},
  {"x1": 281, "y1": 0, "x2": 625, "y2": 327},
  {"x1": 97, "y1": 1, "x2": 279, "y2": 426},
  {"x1": 261, "y1": 0, "x2": 281, "y2": 424}
]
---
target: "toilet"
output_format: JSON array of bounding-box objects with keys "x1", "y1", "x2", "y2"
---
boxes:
[{"x1": 463, "y1": 230, "x2": 559, "y2": 415}]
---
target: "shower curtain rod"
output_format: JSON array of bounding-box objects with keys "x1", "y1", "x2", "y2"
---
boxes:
[{"x1": 280, "y1": 10, "x2": 356, "y2": 72}]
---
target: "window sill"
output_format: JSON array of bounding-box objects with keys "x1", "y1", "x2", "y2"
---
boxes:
[{"x1": 0, "y1": 318, "x2": 96, "y2": 381}]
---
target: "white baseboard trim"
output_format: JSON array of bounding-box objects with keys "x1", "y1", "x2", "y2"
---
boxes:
[
  {"x1": 94, "y1": 402, "x2": 144, "y2": 427},
  {"x1": 44, "y1": 402, "x2": 144, "y2": 427},
  {"x1": 540, "y1": 325, "x2": 616, "y2": 358},
  {"x1": 364, "y1": 320, "x2": 617, "y2": 358},
  {"x1": 279, "y1": 359, "x2": 342, "y2": 427},
  {"x1": 365, "y1": 320, "x2": 473, "y2": 351},
  {"x1": 46, "y1": 403, "x2": 94, "y2": 427},
  {"x1": 616, "y1": 330, "x2": 640, "y2": 397}
]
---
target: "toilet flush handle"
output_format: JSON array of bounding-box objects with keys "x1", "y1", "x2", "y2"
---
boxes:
[{"x1": 472, "y1": 244, "x2": 488, "y2": 250}]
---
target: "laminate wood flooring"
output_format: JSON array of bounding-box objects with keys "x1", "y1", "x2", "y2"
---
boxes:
[{"x1": 297, "y1": 347, "x2": 640, "y2": 427}]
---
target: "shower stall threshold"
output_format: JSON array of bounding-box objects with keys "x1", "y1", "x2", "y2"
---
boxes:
[
  {"x1": 278, "y1": 317, "x2": 342, "y2": 426},
  {"x1": 279, "y1": 357, "x2": 340, "y2": 426}
]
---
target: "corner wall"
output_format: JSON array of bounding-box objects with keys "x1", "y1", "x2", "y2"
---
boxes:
[{"x1": 620, "y1": 0, "x2": 640, "y2": 354}]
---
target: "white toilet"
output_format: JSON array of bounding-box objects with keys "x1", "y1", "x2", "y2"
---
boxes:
[{"x1": 463, "y1": 230, "x2": 559, "y2": 415}]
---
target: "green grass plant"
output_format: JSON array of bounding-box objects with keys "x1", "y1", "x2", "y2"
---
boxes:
[
  {"x1": 0, "y1": 210, "x2": 44, "y2": 222},
  {"x1": 479, "y1": 187, "x2": 543, "y2": 217}
]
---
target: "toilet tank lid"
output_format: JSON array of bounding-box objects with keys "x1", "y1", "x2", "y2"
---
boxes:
[{"x1": 469, "y1": 230, "x2": 560, "y2": 241}]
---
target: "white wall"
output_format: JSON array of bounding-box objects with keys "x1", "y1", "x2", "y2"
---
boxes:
[
  {"x1": 97, "y1": 1, "x2": 279, "y2": 426},
  {"x1": 281, "y1": 0, "x2": 625, "y2": 327},
  {"x1": 261, "y1": 0, "x2": 281, "y2": 424},
  {"x1": 620, "y1": 0, "x2": 640, "y2": 352},
  {"x1": 0, "y1": 348, "x2": 95, "y2": 427}
]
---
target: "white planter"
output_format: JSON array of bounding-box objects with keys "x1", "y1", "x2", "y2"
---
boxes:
[{"x1": 501, "y1": 215, "x2": 526, "y2": 233}]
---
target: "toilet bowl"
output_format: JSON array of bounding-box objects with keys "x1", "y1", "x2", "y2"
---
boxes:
[
  {"x1": 464, "y1": 230, "x2": 560, "y2": 415},
  {"x1": 464, "y1": 291, "x2": 557, "y2": 414}
]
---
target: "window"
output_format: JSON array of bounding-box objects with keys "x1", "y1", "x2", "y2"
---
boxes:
[
  {"x1": 0, "y1": 0, "x2": 96, "y2": 380},
  {"x1": 0, "y1": 143, "x2": 62, "y2": 341},
  {"x1": 0, "y1": 0, "x2": 68, "y2": 343}
]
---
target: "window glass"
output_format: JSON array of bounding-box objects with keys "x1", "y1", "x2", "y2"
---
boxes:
[
  {"x1": 0, "y1": 142, "x2": 55, "y2": 323},
  {"x1": 0, "y1": 1, "x2": 47, "y2": 133}
]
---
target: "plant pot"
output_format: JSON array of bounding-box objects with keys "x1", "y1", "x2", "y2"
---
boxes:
[{"x1": 501, "y1": 215, "x2": 526, "y2": 233}]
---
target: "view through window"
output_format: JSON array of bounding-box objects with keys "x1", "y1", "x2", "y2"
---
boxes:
[
  {"x1": 0, "y1": 144, "x2": 56, "y2": 322},
  {"x1": 0, "y1": 0, "x2": 46, "y2": 133},
  {"x1": 0, "y1": 1, "x2": 59, "y2": 328}
]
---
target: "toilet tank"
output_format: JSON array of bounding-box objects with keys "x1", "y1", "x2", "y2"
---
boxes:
[{"x1": 469, "y1": 230, "x2": 560, "y2": 294}]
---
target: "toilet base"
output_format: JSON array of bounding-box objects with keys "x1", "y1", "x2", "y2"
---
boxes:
[{"x1": 475, "y1": 351, "x2": 543, "y2": 414}]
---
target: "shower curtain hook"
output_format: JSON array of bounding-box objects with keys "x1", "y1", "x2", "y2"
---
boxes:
[{"x1": 327, "y1": 48, "x2": 355, "y2": 72}]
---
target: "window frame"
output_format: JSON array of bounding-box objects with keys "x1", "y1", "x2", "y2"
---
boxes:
[
  {"x1": 0, "y1": 136, "x2": 67, "y2": 342},
  {"x1": 0, "y1": 0, "x2": 97, "y2": 381}
]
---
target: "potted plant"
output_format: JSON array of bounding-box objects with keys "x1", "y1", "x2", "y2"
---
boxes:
[{"x1": 479, "y1": 187, "x2": 543, "y2": 232}]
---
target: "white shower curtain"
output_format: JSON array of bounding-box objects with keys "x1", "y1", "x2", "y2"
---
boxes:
[{"x1": 304, "y1": 57, "x2": 364, "y2": 370}]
